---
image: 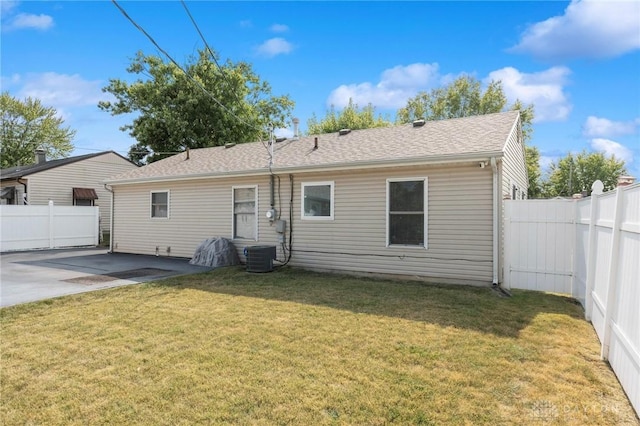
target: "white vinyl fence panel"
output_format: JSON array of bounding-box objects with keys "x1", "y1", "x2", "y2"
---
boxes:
[
  {"x1": 503, "y1": 199, "x2": 575, "y2": 294},
  {"x1": 504, "y1": 183, "x2": 640, "y2": 416},
  {"x1": 0, "y1": 201, "x2": 99, "y2": 252}
]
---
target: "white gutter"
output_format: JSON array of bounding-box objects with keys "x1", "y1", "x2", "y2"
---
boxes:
[
  {"x1": 491, "y1": 157, "x2": 499, "y2": 286},
  {"x1": 105, "y1": 151, "x2": 505, "y2": 186}
]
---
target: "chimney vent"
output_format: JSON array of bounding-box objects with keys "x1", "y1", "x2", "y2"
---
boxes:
[
  {"x1": 617, "y1": 175, "x2": 636, "y2": 187},
  {"x1": 339, "y1": 128, "x2": 351, "y2": 136},
  {"x1": 292, "y1": 117, "x2": 300, "y2": 140},
  {"x1": 412, "y1": 119, "x2": 426, "y2": 127},
  {"x1": 35, "y1": 149, "x2": 46, "y2": 164}
]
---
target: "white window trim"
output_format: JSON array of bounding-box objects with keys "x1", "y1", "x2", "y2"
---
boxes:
[
  {"x1": 386, "y1": 177, "x2": 428, "y2": 249},
  {"x1": 232, "y1": 185, "x2": 259, "y2": 241},
  {"x1": 150, "y1": 190, "x2": 170, "y2": 219},
  {"x1": 301, "y1": 181, "x2": 335, "y2": 221}
]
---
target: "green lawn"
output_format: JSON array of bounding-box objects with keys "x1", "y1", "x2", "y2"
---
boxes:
[{"x1": 1, "y1": 267, "x2": 637, "y2": 425}]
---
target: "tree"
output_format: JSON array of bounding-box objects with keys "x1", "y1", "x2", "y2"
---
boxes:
[
  {"x1": 396, "y1": 76, "x2": 541, "y2": 197},
  {"x1": 307, "y1": 99, "x2": 392, "y2": 134},
  {"x1": 543, "y1": 151, "x2": 626, "y2": 197},
  {"x1": 0, "y1": 92, "x2": 75, "y2": 169},
  {"x1": 99, "y1": 49, "x2": 294, "y2": 165}
]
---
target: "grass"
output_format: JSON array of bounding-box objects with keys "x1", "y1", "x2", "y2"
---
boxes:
[{"x1": 1, "y1": 266, "x2": 637, "y2": 425}]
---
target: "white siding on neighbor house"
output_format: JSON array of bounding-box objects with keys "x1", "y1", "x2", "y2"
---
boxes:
[
  {"x1": 112, "y1": 162, "x2": 495, "y2": 285},
  {"x1": 24, "y1": 153, "x2": 136, "y2": 232}
]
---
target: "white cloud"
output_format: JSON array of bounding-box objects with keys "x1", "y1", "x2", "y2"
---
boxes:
[
  {"x1": 239, "y1": 20, "x2": 252, "y2": 28},
  {"x1": 583, "y1": 116, "x2": 639, "y2": 138},
  {"x1": 510, "y1": 0, "x2": 640, "y2": 61},
  {"x1": 4, "y1": 12, "x2": 53, "y2": 31},
  {"x1": 270, "y1": 24, "x2": 289, "y2": 33},
  {"x1": 256, "y1": 37, "x2": 294, "y2": 57},
  {"x1": 591, "y1": 138, "x2": 634, "y2": 164},
  {"x1": 327, "y1": 63, "x2": 440, "y2": 109},
  {"x1": 15, "y1": 72, "x2": 106, "y2": 110},
  {"x1": 274, "y1": 127, "x2": 294, "y2": 139},
  {"x1": 1, "y1": 0, "x2": 18, "y2": 15},
  {"x1": 487, "y1": 66, "x2": 572, "y2": 122}
]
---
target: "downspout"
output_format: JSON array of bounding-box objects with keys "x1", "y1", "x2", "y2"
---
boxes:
[
  {"x1": 17, "y1": 178, "x2": 28, "y2": 205},
  {"x1": 104, "y1": 183, "x2": 114, "y2": 253},
  {"x1": 490, "y1": 157, "x2": 499, "y2": 286}
]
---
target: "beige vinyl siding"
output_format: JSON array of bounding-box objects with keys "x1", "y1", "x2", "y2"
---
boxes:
[
  {"x1": 289, "y1": 164, "x2": 493, "y2": 284},
  {"x1": 112, "y1": 176, "x2": 277, "y2": 257},
  {"x1": 498, "y1": 123, "x2": 526, "y2": 283},
  {"x1": 25, "y1": 153, "x2": 136, "y2": 232},
  {"x1": 113, "y1": 162, "x2": 494, "y2": 285},
  {"x1": 501, "y1": 123, "x2": 528, "y2": 200}
]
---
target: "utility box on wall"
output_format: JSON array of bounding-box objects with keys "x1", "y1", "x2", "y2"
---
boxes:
[{"x1": 244, "y1": 245, "x2": 277, "y2": 273}]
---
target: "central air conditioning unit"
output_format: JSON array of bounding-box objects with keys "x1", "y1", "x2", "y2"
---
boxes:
[{"x1": 244, "y1": 245, "x2": 277, "y2": 273}]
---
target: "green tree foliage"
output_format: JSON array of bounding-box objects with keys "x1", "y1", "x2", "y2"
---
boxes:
[
  {"x1": 396, "y1": 76, "x2": 541, "y2": 197},
  {"x1": 543, "y1": 151, "x2": 626, "y2": 197},
  {"x1": 99, "y1": 49, "x2": 294, "y2": 165},
  {"x1": 0, "y1": 92, "x2": 75, "y2": 169},
  {"x1": 306, "y1": 99, "x2": 391, "y2": 134},
  {"x1": 396, "y1": 77, "x2": 507, "y2": 124}
]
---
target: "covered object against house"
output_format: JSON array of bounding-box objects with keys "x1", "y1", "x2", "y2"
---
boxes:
[
  {"x1": 0, "y1": 151, "x2": 137, "y2": 233},
  {"x1": 106, "y1": 111, "x2": 527, "y2": 286}
]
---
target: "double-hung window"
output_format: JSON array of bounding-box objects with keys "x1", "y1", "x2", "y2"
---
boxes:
[
  {"x1": 150, "y1": 191, "x2": 169, "y2": 219},
  {"x1": 233, "y1": 186, "x2": 257, "y2": 240},
  {"x1": 301, "y1": 181, "x2": 334, "y2": 220},
  {"x1": 387, "y1": 178, "x2": 427, "y2": 247}
]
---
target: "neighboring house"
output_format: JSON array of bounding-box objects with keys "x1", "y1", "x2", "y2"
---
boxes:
[
  {"x1": 106, "y1": 111, "x2": 527, "y2": 286},
  {"x1": 0, "y1": 151, "x2": 138, "y2": 234}
]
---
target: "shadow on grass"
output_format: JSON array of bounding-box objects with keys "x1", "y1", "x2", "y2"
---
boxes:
[{"x1": 155, "y1": 265, "x2": 585, "y2": 338}]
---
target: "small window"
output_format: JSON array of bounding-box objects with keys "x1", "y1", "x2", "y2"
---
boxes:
[
  {"x1": 301, "y1": 182, "x2": 334, "y2": 220},
  {"x1": 73, "y1": 187, "x2": 98, "y2": 206},
  {"x1": 151, "y1": 191, "x2": 169, "y2": 218},
  {"x1": 233, "y1": 186, "x2": 257, "y2": 240},
  {"x1": 387, "y1": 178, "x2": 427, "y2": 247}
]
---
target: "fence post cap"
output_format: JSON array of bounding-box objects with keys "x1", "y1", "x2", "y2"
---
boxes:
[{"x1": 591, "y1": 180, "x2": 604, "y2": 195}]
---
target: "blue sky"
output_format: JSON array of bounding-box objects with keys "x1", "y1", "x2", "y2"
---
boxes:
[{"x1": 2, "y1": 1, "x2": 639, "y2": 178}]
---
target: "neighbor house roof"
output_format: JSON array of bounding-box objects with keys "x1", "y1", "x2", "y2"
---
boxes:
[
  {"x1": 107, "y1": 110, "x2": 521, "y2": 185},
  {"x1": 0, "y1": 151, "x2": 132, "y2": 181}
]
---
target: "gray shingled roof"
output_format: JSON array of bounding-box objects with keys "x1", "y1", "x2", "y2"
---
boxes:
[
  {"x1": 1, "y1": 151, "x2": 132, "y2": 181},
  {"x1": 107, "y1": 111, "x2": 520, "y2": 185}
]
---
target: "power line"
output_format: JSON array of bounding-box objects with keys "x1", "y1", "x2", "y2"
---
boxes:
[
  {"x1": 179, "y1": 0, "x2": 271, "y2": 154},
  {"x1": 110, "y1": 0, "x2": 267, "y2": 142}
]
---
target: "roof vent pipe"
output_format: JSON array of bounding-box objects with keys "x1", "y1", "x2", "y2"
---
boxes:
[
  {"x1": 292, "y1": 117, "x2": 300, "y2": 140},
  {"x1": 339, "y1": 129, "x2": 351, "y2": 136},
  {"x1": 35, "y1": 149, "x2": 46, "y2": 164},
  {"x1": 314, "y1": 137, "x2": 318, "y2": 150},
  {"x1": 412, "y1": 119, "x2": 426, "y2": 127}
]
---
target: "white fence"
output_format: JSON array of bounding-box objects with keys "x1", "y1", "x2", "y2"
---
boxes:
[
  {"x1": 504, "y1": 183, "x2": 640, "y2": 416},
  {"x1": 0, "y1": 201, "x2": 99, "y2": 252}
]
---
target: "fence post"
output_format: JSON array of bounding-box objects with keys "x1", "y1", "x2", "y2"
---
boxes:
[
  {"x1": 94, "y1": 207, "x2": 100, "y2": 246},
  {"x1": 48, "y1": 200, "x2": 54, "y2": 249},
  {"x1": 584, "y1": 181, "x2": 603, "y2": 321},
  {"x1": 601, "y1": 185, "x2": 625, "y2": 361}
]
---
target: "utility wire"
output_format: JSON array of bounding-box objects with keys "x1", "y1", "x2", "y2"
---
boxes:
[
  {"x1": 179, "y1": 0, "x2": 244, "y2": 108},
  {"x1": 178, "y1": 0, "x2": 272, "y2": 155},
  {"x1": 111, "y1": 0, "x2": 268, "y2": 143}
]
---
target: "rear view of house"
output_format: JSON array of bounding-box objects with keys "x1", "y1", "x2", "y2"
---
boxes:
[
  {"x1": 106, "y1": 111, "x2": 527, "y2": 286},
  {"x1": 0, "y1": 150, "x2": 137, "y2": 236}
]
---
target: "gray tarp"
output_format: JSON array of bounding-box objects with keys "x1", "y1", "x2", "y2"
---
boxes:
[{"x1": 189, "y1": 237, "x2": 241, "y2": 268}]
